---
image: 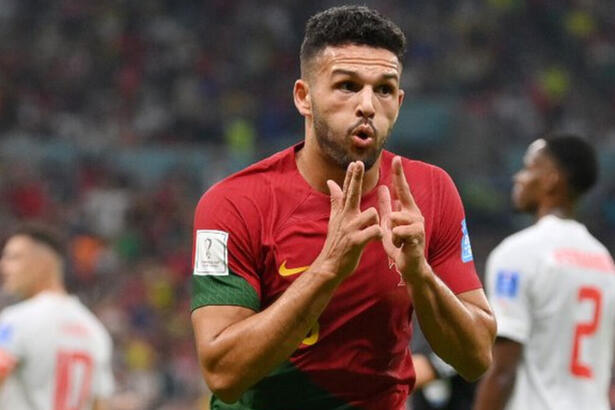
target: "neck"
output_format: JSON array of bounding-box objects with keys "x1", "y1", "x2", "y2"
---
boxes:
[
  {"x1": 296, "y1": 125, "x2": 381, "y2": 194},
  {"x1": 30, "y1": 280, "x2": 67, "y2": 298},
  {"x1": 535, "y1": 200, "x2": 575, "y2": 221}
]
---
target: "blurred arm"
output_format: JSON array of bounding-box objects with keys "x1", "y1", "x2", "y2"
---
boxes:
[
  {"x1": 92, "y1": 398, "x2": 110, "y2": 410},
  {"x1": 472, "y1": 337, "x2": 522, "y2": 410},
  {"x1": 412, "y1": 354, "x2": 437, "y2": 389}
]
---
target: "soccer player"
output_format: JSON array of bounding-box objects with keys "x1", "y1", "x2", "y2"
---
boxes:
[
  {"x1": 473, "y1": 135, "x2": 615, "y2": 410},
  {"x1": 0, "y1": 224, "x2": 115, "y2": 410},
  {"x1": 191, "y1": 6, "x2": 496, "y2": 409}
]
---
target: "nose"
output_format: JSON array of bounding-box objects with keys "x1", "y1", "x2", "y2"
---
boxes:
[{"x1": 356, "y1": 88, "x2": 375, "y2": 119}]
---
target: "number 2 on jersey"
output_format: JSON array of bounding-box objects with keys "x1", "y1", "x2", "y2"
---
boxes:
[
  {"x1": 570, "y1": 286, "x2": 602, "y2": 378},
  {"x1": 54, "y1": 351, "x2": 93, "y2": 410}
]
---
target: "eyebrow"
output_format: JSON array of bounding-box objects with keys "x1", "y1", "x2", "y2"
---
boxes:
[{"x1": 331, "y1": 69, "x2": 399, "y2": 82}]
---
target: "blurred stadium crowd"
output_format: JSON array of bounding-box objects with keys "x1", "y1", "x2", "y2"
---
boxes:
[{"x1": 0, "y1": 0, "x2": 614, "y2": 408}]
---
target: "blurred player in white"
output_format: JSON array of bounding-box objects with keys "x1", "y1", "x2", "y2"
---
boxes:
[
  {"x1": 473, "y1": 135, "x2": 615, "y2": 410},
  {"x1": 0, "y1": 224, "x2": 114, "y2": 410}
]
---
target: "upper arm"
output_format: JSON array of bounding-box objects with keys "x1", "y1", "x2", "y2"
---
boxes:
[
  {"x1": 426, "y1": 167, "x2": 482, "y2": 294},
  {"x1": 457, "y1": 288, "x2": 497, "y2": 342},
  {"x1": 91, "y1": 331, "x2": 115, "y2": 400},
  {"x1": 485, "y1": 244, "x2": 533, "y2": 343},
  {"x1": 192, "y1": 187, "x2": 263, "y2": 313},
  {"x1": 191, "y1": 305, "x2": 256, "y2": 369}
]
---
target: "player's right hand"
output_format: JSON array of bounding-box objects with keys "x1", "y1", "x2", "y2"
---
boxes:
[{"x1": 312, "y1": 161, "x2": 383, "y2": 280}]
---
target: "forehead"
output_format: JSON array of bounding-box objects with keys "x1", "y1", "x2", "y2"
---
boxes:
[
  {"x1": 524, "y1": 139, "x2": 558, "y2": 170},
  {"x1": 3, "y1": 235, "x2": 36, "y2": 254},
  {"x1": 524, "y1": 139, "x2": 547, "y2": 163},
  {"x1": 314, "y1": 44, "x2": 401, "y2": 79}
]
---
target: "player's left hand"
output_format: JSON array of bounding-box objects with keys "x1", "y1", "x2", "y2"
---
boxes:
[{"x1": 378, "y1": 156, "x2": 429, "y2": 282}]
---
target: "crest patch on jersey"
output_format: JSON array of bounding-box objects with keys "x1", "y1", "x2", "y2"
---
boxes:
[
  {"x1": 0, "y1": 324, "x2": 13, "y2": 346},
  {"x1": 495, "y1": 270, "x2": 519, "y2": 298},
  {"x1": 194, "y1": 230, "x2": 229, "y2": 276},
  {"x1": 460, "y1": 219, "x2": 474, "y2": 263}
]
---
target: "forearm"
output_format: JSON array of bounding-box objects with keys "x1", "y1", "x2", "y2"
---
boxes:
[
  {"x1": 194, "y1": 268, "x2": 342, "y2": 401},
  {"x1": 407, "y1": 264, "x2": 495, "y2": 380}
]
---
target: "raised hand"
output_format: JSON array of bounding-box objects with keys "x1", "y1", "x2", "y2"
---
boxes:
[
  {"x1": 378, "y1": 156, "x2": 428, "y2": 282},
  {"x1": 313, "y1": 161, "x2": 383, "y2": 280}
]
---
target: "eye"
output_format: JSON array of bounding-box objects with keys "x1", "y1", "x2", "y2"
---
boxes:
[
  {"x1": 337, "y1": 81, "x2": 360, "y2": 92},
  {"x1": 376, "y1": 84, "x2": 394, "y2": 95}
]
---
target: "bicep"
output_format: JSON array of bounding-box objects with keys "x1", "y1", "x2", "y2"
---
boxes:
[
  {"x1": 457, "y1": 288, "x2": 493, "y2": 316},
  {"x1": 191, "y1": 305, "x2": 256, "y2": 359}
]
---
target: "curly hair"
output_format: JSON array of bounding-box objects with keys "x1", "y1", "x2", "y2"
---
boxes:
[
  {"x1": 543, "y1": 134, "x2": 598, "y2": 198},
  {"x1": 300, "y1": 5, "x2": 406, "y2": 76}
]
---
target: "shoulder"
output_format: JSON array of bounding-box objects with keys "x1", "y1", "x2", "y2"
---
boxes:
[
  {"x1": 488, "y1": 223, "x2": 548, "y2": 268},
  {"x1": 382, "y1": 151, "x2": 451, "y2": 182},
  {"x1": 0, "y1": 297, "x2": 44, "y2": 323},
  {"x1": 74, "y1": 300, "x2": 111, "y2": 338},
  {"x1": 196, "y1": 146, "x2": 296, "y2": 212}
]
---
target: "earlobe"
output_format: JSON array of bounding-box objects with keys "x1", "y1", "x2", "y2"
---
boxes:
[{"x1": 293, "y1": 79, "x2": 311, "y2": 117}]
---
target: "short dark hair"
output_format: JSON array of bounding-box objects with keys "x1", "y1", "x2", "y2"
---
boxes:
[
  {"x1": 300, "y1": 5, "x2": 406, "y2": 76},
  {"x1": 543, "y1": 134, "x2": 598, "y2": 198},
  {"x1": 7, "y1": 223, "x2": 67, "y2": 261}
]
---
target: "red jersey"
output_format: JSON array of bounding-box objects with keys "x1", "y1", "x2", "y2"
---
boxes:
[{"x1": 192, "y1": 143, "x2": 482, "y2": 410}]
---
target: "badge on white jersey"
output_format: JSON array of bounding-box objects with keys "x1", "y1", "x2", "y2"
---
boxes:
[
  {"x1": 0, "y1": 324, "x2": 13, "y2": 346},
  {"x1": 495, "y1": 270, "x2": 519, "y2": 298},
  {"x1": 194, "y1": 230, "x2": 229, "y2": 276},
  {"x1": 460, "y1": 219, "x2": 474, "y2": 263}
]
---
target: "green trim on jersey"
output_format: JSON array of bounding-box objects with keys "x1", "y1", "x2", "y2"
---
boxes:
[
  {"x1": 210, "y1": 361, "x2": 358, "y2": 410},
  {"x1": 191, "y1": 270, "x2": 260, "y2": 312}
]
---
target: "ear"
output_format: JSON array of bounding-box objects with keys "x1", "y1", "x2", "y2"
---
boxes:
[
  {"x1": 543, "y1": 169, "x2": 562, "y2": 194},
  {"x1": 293, "y1": 79, "x2": 312, "y2": 117},
  {"x1": 391, "y1": 88, "x2": 405, "y2": 124}
]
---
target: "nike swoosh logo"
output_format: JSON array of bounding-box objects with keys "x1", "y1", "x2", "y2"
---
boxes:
[{"x1": 278, "y1": 260, "x2": 310, "y2": 277}]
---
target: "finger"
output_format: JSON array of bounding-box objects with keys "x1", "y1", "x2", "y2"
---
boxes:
[
  {"x1": 344, "y1": 161, "x2": 364, "y2": 212},
  {"x1": 326, "y1": 179, "x2": 343, "y2": 215},
  {"x1": 392, "y1": 225, "x2": 424, "y2": 248},
  {"x1": 341, "y1": 162, "x2": 354, "y2": 202},
  {"x1": 348, "y1": 207, "x2": 379, "y2": 230},
  {"x1": 392, "y1": 156, "x2": 419, "y2": 213},
  {"x1": 377, "y1": 185, "x2": 392, "y2": 224},
  {"x1": 389, "y1": 211, "x2": 422, "y2": 228},
  {"x1": 352, "y1": 224, "x2": 383, "y2": 247}
]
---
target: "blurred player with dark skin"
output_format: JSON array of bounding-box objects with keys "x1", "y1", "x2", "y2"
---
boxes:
[
  {"x1": 474, "y1": 135, "x2": 615, "y2": 410},
  {"x1": 191, "y1": 6, "x2": 496, "y2": 409},
  {"x1": 0, "y1": 225, "x2": 114, "y2": 410}
]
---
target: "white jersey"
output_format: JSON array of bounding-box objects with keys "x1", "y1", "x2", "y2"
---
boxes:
[
  {"x1": 0, "y1": 292, "x2": 114, "y2": 410},
  {"x1": 486, "y1": 215, "x2": 615, "y2": 410}
]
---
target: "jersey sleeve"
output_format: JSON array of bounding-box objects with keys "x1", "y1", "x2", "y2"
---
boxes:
[
  {"x1": 0, "y1": 310, "x2": 22, "y2": 379},
  {"x1": 191, "y1": 184, "x2": 262, "y2": 312},
  {"x1": 91, "y1": 332, "x2": 115, "y2": 398},
  {"x1": 427, "y1": 168, "x2": 482, "y2": 294},
  {"x1": 485, "y1": 243, "x2": 532, "y2": 344}
]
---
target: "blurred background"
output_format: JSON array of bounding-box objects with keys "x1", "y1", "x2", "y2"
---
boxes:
[{"x1": 0, "y1": 0, "x2": 613, "y2": 408}]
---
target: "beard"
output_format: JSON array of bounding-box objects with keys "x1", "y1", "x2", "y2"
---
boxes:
[{"x1": 312, "y1": 103, "x2": 389, "y2": 171}]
